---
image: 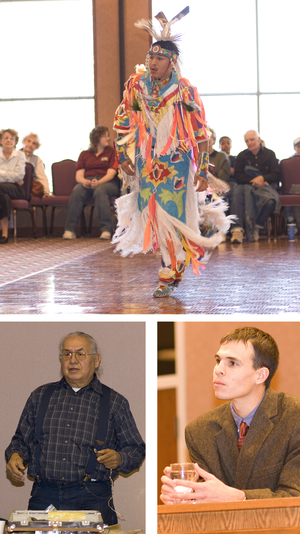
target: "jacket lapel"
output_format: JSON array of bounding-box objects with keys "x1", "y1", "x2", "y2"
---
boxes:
[
  {"x1": 215, "y1": 405, "x2": 240, "y2": 486},
  {"x1": 234, "y1": 389, "x2": 278, "y2": 488}
]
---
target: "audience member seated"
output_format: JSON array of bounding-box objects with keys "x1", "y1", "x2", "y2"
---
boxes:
[
  {"x1": 0, "y1": 129, "x2": 26, "y2": 244},
  {"x1": 160, "y1": 327, "x2": 300, "y2": 504},
  {"x1": 219, "y1": 135, "x2": 238, "y2": 205},
  {"x1": 208, "y1": 129, "x2": 230, "y2": 184},
  {"x1": 291, "y1": 137, "x2": 300, "y2": 157},
  {"x1": 230, "y1": 130, "x2": 280, "y2": 243},
  {"x1": 21, "y1": 133, "x2": 51, "y2": 197},
  {"x1": 284, "y1": 137, "x2": 300, "y2": 231},
  {"x1": 63, "y1": 126, "x2": 120, "y2": 240},
  {"x1": 219, "y1": 136, "x2": 236, "y2": 178}
]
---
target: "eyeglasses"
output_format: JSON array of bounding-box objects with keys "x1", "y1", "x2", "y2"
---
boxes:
[{"x1": 60, "y1": 350, "x2": 95, "y2": 361}]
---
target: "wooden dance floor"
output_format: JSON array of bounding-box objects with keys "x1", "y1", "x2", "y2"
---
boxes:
[{"x1": 0, "y1": 238, "x2": 299, "y2": 315}]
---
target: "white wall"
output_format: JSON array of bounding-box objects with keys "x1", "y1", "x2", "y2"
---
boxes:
[{"x1": 0, "y1": 321, "x2": 145, "y2": 532}]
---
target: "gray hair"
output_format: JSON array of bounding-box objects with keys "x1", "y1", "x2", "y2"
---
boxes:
[{"x1": 59, "y1": 331, "x2": 99, "y2": 357}]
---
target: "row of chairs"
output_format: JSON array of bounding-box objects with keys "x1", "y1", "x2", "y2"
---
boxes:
[
  {"x1": 12, "y1": 160, "x2": 118, "y2": 241},
  {"x1": 267, "y1": 156, "x2": 300, "y2": 239},
  {"x1": 12, "y1": 157, "x2": 300, "y2": 242}
]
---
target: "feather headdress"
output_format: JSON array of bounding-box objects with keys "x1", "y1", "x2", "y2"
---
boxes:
[
  {"x1": 134, "y1": 6, "x2": 189, "y2": 44},
  {"x1": 135, "y1": 6, "x2": 189, "y2": 78}
]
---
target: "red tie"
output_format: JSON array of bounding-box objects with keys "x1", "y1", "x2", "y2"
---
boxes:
[{"x1": 237, "y1": 422, "x2": 249, "y2": 451}]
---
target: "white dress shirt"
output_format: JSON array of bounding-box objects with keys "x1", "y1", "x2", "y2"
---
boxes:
[{"x1": 0, "y1": 149, "x2": 25, "y2": 183}]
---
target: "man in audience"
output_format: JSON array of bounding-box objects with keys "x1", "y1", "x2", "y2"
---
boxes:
[
  {"x1": 219, "y1": 136, "x2": 236, "y2": 179},
  {"x1": 230, "y1": 130, "x2": 280, "y2": 243},
  {"x1": 161, "y1": 326, "x2": 300, "y2": 503},
  {"x1": 208, "y1": 129, "x2": 230, "y2": 185},
  {"x1": 21, "y1": 133, "x2": 51, "y2": 197},
  {"x1": 284, "y1": 137, "x2": 300, "y2": 229},
  {"x1": 291, "y1": 137, "x2": 300, "y2": 157},
  {"x1": 5, "y1": 331, "x2": 145, "y2": 525}
]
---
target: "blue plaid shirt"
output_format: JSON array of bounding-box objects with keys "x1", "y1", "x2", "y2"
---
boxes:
[{"x1": 5, "y1": 376, "x2": 145, "y2": 482}]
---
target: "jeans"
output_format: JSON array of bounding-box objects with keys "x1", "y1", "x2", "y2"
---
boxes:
[
  {"x1": 64, "y1": 178, "x2": 119, "y2": 235},
  {"x1": 230, "y1": 167, "x2": 280, "y2": 239},
  {"x1": 28, "y1": 479, "x2": 117, "y2": 526}
]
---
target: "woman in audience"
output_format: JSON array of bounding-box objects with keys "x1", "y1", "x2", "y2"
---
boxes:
[
  {"x1": 21, "y1": 133, "x2": 51, "y2": 196},
  {"x1": 0, "y1": 129, "x2": 25, "y2": 244},
  {"x1": 63, "y1": 125, "x2": 119, "y2": 240}
]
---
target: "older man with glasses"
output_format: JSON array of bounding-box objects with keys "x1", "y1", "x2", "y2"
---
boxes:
[{"x1": 5, "y1": 331, "x2": 145, "y2": 526}]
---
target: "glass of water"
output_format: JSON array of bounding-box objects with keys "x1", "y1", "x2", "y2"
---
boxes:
[{"x1": 170, "y1": 462, "x2": 196, "y2": 493}]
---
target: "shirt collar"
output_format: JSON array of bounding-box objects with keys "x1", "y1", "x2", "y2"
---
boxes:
[
  {"x1": 248, "y1": 144, "x2": 264, "y2": 156},
  {"x1": 62, "y1": 374, "x2": 102, "y2": 393},
  {"x1": 231, "y1": 389, "x2": 266, "y2": 430},
  {"x1": 0, "y1": 148, "x2": 19, "y2": 160}
]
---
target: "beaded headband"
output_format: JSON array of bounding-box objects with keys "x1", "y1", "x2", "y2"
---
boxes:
[{"x1": 148, "y1": 43, "x2": 178, "y2": 61}]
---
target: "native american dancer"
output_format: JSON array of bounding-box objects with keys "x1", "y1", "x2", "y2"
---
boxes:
[{"x1": 112, "y1": 7, "x2": 232, "y2": 297}]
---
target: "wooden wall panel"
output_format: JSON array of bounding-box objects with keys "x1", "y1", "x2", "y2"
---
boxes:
[
  {"x1": 158, "y1": 388, "x2": 178, "y2": 503},
  {"x1": 185, "y1": 321, "x2": 300, "y2": 426},
  {"x1": 93, "y1": 0, "x2": 151, "y2": 134}
]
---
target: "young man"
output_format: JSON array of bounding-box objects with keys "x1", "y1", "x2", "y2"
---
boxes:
[
  {"x1": 219, "y1": 136, "x2": 236, "y2": 177},
  {"x1": 208, "y1": 129, "x2": 230, "y2": 184},
  {"x1": 161, "y1": 327, "x2": 300, "y2": 503},
  {"x1": 112, "y1": 8, "x2": 231, "y2": 298}
]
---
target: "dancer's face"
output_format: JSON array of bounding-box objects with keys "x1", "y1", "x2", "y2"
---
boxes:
[{"x1": 149, "y1": 54, "x2": 173, "y2": 80}]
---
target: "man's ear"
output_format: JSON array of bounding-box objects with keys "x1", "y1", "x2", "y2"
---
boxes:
[
  {"x1": 95, "y1": 353, "x2": 101, "y2": 370},
  {"x1": 257, "y1": 367, "x2": 269, "y2": 385}
]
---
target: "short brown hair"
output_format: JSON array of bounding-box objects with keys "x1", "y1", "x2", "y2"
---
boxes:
[
  {"x1": 220, "y1": 327, "x2": 279, "y2": 388},
  {"x1": 89, "y1": 126, "x2": 109, "y2": 153},
  {"x1": 1, "y1": 128, "x2": 19, "y2": 147}
]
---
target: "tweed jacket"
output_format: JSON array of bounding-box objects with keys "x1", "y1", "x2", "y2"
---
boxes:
[{"x1": 185, "y1": 388, "x2": 300, "y2": 499}]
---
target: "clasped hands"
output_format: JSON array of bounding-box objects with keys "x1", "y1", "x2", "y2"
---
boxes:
[
  {"x1": 250, "y1": 175, "x2": 269, "y2": 188},
  {"x1": 82, "y1": 178, "x2": 101, "y2": 189},
  {"x1": 160, "y1": 464, "x2": 245, "y2": 504}
]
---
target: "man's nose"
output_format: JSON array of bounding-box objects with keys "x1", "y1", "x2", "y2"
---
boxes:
[{"x1": 215, "y1": 363, "x2": 224, "y2": 375}]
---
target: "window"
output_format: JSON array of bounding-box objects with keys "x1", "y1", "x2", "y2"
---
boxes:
[
  {"x1": 152, "y1": 0, "x2": 300, "y2": 160},
  {"x1": 0, "y1": 0, "x2": 95, "y2": 189}
]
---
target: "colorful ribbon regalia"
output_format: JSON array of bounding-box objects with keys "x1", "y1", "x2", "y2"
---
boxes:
[
  {"x1": 113, "y1": 70, "x2": 231, "y2": 277},
  {"x1": 112, "y1": 9, "x2": 232, "y2": 287}
]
